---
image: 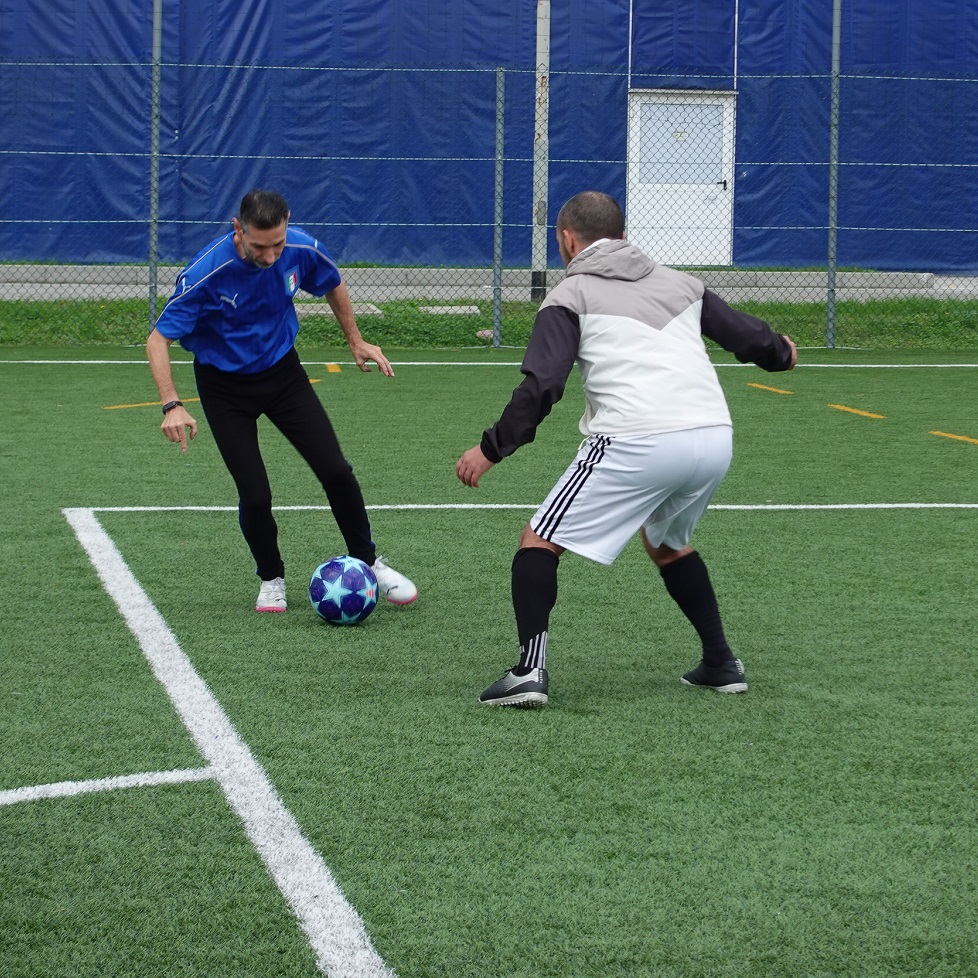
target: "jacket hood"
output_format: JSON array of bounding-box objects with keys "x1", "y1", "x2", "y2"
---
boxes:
[{"x1": 565, "y1": 238, "x2": 655, "y2": 282}]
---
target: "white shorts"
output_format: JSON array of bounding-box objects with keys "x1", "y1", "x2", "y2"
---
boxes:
[{"x1": 530, "y1": 425, "x2": 733, "y2": 565}]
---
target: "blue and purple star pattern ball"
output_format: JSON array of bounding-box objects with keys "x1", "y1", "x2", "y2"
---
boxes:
[{"x1": 309, "y1": 556, "x2": 378, "y2": 625}]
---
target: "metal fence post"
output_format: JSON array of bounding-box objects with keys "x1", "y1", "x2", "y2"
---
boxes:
[
  {"x1": 492, "y1": 67, "x2": 505, "y2": 348},
  {"x1": 826, "y1": 0, "x2": 842, "y2": 348},
  {"x1": 148, "y1": 0, "x2": 163, "y2": 331},
  {"x1": 530, "y1": 0, "x2": 551, "y2": 302}
]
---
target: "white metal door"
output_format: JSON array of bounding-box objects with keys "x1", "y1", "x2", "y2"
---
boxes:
[{"x1": 627, "y1": 90, "x2": 736, "y2": 266}]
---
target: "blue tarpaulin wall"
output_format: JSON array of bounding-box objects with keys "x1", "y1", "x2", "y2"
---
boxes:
[{"x1": 2, "y1": 0, "x2": 977, "y2": 270}]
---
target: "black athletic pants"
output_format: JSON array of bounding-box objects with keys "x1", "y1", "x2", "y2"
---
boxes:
[{"x1": 194, "y1": 349, "x2": 375, "y2": 580}]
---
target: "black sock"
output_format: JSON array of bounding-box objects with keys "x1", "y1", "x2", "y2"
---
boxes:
[
  {"x1": 511, "y1": 547, "x2": 559, "y2": 675},
  {"x1": 659, "y1": 551, "x2": 733, "y2": 668}
]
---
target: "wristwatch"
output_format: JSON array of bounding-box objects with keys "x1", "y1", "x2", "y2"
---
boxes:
[{"x1": 161, "y1": 400, "x2": 184, "y2": 414}]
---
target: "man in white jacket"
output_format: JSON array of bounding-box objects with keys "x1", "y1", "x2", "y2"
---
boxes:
[{"x1": 456, "y1": 190, "x2": 797, "y2": 707}]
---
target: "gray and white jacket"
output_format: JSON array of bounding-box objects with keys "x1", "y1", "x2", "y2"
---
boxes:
[{"x1": 481, "y1": 238, "x2": 794, "y2": 462}]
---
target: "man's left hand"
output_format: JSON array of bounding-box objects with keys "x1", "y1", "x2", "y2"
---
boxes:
[{"x1": 350, "y1": 340, "x2": 394, "y2": 377}]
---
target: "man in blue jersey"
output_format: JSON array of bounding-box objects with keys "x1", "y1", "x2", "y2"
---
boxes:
[
  {"x1": 457, "y1": 191, "x2": 796, "y2": 707},
  {"x1": 147, "y1": 188, "x2": 417, "y2": 612}
]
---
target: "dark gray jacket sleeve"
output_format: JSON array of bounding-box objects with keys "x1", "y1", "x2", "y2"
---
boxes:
[
  {"x1": 701, "y1": 289, "x2": 794, "y2": 372},
  {"x1": 480, "y1": 305, "x2": 581, "y2": 463}
]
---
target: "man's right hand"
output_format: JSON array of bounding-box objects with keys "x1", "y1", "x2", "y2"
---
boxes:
[
  {"x1": 161, "y1": 405, "x2": 198, "y2": 453},
  {"x1": 456, "y1": 444, "x2": 496, "y2": 487}
]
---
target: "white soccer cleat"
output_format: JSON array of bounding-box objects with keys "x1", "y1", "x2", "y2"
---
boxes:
[
  {"x1": 371, "y1": 556, "x2": 418, "y2": 605},
  {"x1": 256, "y1": 576, "x2": 287, "y2": 612}
]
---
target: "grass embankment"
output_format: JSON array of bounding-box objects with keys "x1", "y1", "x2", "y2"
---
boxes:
[{"x1": 3, "y1": 297, "x2": 978, "y2": 349}]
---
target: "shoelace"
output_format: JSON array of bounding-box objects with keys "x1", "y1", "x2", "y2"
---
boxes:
[{"x1": 261, "y1": 580, "x2": 285, "y2": 599}]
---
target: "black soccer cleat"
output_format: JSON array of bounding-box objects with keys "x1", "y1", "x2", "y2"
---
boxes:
[
  {"x1": 680, "y1": 657, "x2": 748, "y2": 694},
  {"x1": 479, "y1": 667, "x2": 549, "y2": 707}
]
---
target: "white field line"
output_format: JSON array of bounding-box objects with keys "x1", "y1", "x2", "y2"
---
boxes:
[
  {"x1": 708, "y1": 502, "x2": 978, "y2": 509},
  {"x1": 60, "y1": 507, "x2": 395, "y2": 978},
  {"x1": 86, "y1": 502, "x2": 978, "y2": 513},
  {"x1": 0, "y1": 766, "x2": 214, "y2": 807},
  {"x1": 2, "y1": 358, "x2": 978, "y2": 368}
]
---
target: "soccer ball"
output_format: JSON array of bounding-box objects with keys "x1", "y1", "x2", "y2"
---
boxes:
[{"x1": 309, "y1": 556, "x2": 378, "y2": 625}]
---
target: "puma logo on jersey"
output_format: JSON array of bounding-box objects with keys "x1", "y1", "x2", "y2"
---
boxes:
[{"x1": 220, "y1": 293, "x2": 239, "y2": 309}]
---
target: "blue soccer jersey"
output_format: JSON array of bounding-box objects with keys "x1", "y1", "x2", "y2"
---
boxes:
[{"x1": 155, "y1": 226, "x2": 343, "y2": 373}]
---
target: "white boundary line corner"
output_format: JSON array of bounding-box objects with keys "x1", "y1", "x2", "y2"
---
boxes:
[{"x1": 59, "y1": 506, "x2": 396, "y2": 978}]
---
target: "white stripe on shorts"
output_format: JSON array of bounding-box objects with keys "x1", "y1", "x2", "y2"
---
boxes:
[{"x1": 532, "y1": 435, "x2": 611, "y2": 539}]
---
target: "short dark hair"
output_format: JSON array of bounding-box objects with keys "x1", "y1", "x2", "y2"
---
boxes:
[
  {"x1": 238, "y1": 189, "x2": 290, "y2": 230},
  {"x1": 556, "y1": 191, "x2": 625, "y2": 244}
]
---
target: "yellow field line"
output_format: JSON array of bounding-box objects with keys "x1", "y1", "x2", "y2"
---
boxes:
[
  {"x1": 827, "y1": 403, "x2": 886, "y2": 419},
  {"x1": 931, "y1": 430, "x2": 978, "y2": 445},
  {"x1": 103, "y1": 396, "x2": 201, "y2": 411},
  {"x1": 103, "y1": 378, "x2": 321, "y2": 410},
  {"x1": 741, "y1": 383, "x2": 971, "y2": 444}
]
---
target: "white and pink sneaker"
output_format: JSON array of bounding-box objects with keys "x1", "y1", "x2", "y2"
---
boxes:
[
  {"x1": 256, "y1": 577, "x2": 287, "y2": 612},
  {"x1": 371, "y1": 557, "x2": 417, "y2": 605}
]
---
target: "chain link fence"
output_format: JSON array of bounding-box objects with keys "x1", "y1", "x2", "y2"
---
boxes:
[{"x1": 3, "y1": 54, "x2": 978, "y2": 350}]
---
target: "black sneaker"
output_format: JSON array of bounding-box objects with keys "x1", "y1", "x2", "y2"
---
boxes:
[
  {"x1": 680, "y1": 658, "x2": 747, "y2": 693},
  {"x1": 479, "y1": 667, "x2": 549, "y2": 707}
]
